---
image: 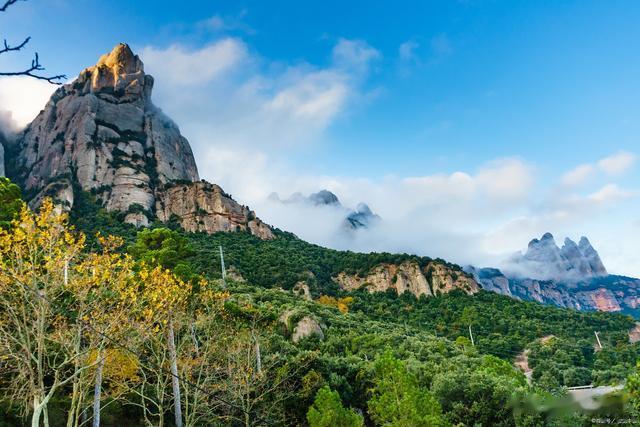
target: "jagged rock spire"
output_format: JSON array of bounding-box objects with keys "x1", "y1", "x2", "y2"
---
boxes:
[
  {"x1": 8, "y1": 43, "x2": 199, "y2": 225},
  {"x1": 516, "y1": 232, "x2": 607, "y2": 281},
  {"x1": 5, "y1": 43, "x2": 273, "y2": 239}
]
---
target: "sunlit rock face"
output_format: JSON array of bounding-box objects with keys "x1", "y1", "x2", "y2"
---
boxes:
[
  {"x1": 335, "y1": 261, "x2": 479, "y2": 299},
  {"x1": 6, "y1": 43, "x2": 273, "y2": 237},
  {"x1": 9, "y1": 43, "x2": 198, "y2": 225},
  {"x1": 156, "y1": 181, "x2": 274, "y2": 239}
]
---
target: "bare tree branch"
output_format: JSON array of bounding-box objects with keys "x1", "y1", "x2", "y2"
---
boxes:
[
  {"x1": 0, "y1": 0, "x2": 22, "y2": 13},
  {"x1": 0, "y1": 0, "x2": 66, "y2": 84},
  {"x1": 0, "y1": 36, "x2": 30, "y2": 54},
  {"x1": 0, "y1": 51, "x2": 66, "y2": 84}
]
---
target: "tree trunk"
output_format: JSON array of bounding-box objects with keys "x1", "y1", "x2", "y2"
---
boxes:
[
  {"x1": 32, "y1": 396, "x2": 43, "y2": 427},
  {"x1": 167, "y1": 318, "x2": 182, "y2": 427},
  {"x1": 254, "y1": 334, "x2": 262, "y2": 375},
  {"x1": 92, "y1": 349, "x2": 105, "y2": 427}
]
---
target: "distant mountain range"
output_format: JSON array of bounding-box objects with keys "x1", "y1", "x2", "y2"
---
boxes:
[
  {"x1": 268, "y1": 189, "x2": 381, "y2": 230},
  {"x1": 467, "y1": 233, "x2": 640, "y2": 316}
]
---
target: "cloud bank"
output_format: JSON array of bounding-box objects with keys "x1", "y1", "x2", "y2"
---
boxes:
[{"x1": 0, "y1": 26, "x2": 638, "y2": 277}]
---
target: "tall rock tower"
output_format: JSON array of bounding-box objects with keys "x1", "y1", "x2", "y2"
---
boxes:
[
  {"x1": 6, "y1": 43, "x2": 273, "y2": 238},
  {"x1": 8, "y1": 43, "x2": 199, "y2": 225}
]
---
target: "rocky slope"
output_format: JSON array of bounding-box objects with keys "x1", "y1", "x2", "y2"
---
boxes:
[
  {"x1": 335, "y1": 261, "x2": 478, "y2": 298},
  {"x1": 468, "y1": 233, "x2": 640, "y2": 316},
  {"x1": 156, "y1": 181, "x2": 273, "y2": 239},
  {"x1": 5, "y1": 43, "x2": 271, "y2": 237}
]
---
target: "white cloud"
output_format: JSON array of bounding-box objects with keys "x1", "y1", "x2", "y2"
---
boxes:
[
  {"x1": 559, "y1": 150, "x2": 636, "y2": 189},
  {"x1": 331, "y1": 38, "x2": 381, "y2": 74},
  {"x1": 561, "y1": 163, "x2": 595, "y2": 187},
  {"x1": 598, "y1": 150, "x2": 636, "y2": 175},
  {"x1": 195, "y1": 10, "x2": 255, "y2": 34},
  {"x1": 141, "y1": 40, "x2": 249, "y2": 86},
  {"x1": 586, "y1": 184, "x2": 635, "y2": 204},
  {"x1": 0, "y1": 76, "x2": 57, "y2": 129},
  {"x1": 141, "y1": 37, "x2": 379, "y2": 155},
  {"x1": 399, "y1": 40, "x2": 419, "y2": 61}
]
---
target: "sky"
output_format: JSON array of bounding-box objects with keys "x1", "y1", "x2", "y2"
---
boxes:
[{"x1": 0, "y1": 0, "x2": 639, "y2": 276}]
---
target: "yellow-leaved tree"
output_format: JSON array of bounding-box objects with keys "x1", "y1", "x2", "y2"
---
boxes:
[{"x1": 0, "y1": 200, "x2": 88, "y2": 427}]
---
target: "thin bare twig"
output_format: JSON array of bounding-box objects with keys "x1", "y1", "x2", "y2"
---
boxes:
[
  {"x1": 0, "y1": 36, "x2": 30, "y2": 54},
  {"x1": 0, "y1": 52, "x2": 66, "y2": 84},
  {"x1": 0, "y1": 0, "x2": 22, "y2": 13},
  {"x1": 0, "y1": 0, "x2": 66, "y2": 84}
]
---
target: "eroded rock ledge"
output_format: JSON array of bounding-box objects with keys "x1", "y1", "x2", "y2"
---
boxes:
[
  {"x1": 156, "y1": 181, "x2": 274, "y2": 239},
  {"x1": 334, "y1": 261, "x2": 479, "y2": 298}
]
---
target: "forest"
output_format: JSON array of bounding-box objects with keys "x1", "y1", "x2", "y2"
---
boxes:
[{"x1": 1, "y1": 179, "x2": 640, "y2": 426}]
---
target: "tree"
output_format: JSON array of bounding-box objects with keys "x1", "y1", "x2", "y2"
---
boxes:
[
  {"x1": 367, "y1": 350, "x2": 446, "y2": 427},
  {"x1": 0, "y1": 177, "x2": 23, "y2": 228},
  {"x1": 0, "y1": 200, "x2": 91, "y2": 427},
  {"x1": 128, "y1": 228, "x2": 195, "y2": 280},
  {"x1": 307, "y1": 386, "x2": 363, "y2": 427},
  {"x1": 626, "y1": 361, "x2": 640, "y2": 416},
  {"x1": 0, "y1": 0, "x2": 65, "y2": 83},
  {"x1": 67, "y1": 236, "x2": 140, "y2": 427}
]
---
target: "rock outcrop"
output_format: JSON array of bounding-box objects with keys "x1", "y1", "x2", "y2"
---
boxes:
[
  {"x1": 467, "y1": 234, "x2": 640, "y2": 316},
  {"x1": 335, "y1": 261, "x2": 478, "y2": 298},
  {"x1": 468, "y1": 267, "x2": 640, "y2": 317},
  {"x1": 6, "y1": 43, "x2": 273, "y2": 238},
  {"x1": 278, "y1": 310, "x2": 324, "y2": 343},
  {"x1": 344, "y1": 203, "x2": 381, "y2": 230},
  {"x1": 9, "y1": 43, "x2": 198, "y2": 223},
  {"x1": 292, "y1": 316, "x2": 324, "y2": 343},
  {"x1": 155, "y1": 181, "x2": 274, "y2": 239},
  {"x1": 508, "y1": 233, "x2": 607, "y2": 281}
]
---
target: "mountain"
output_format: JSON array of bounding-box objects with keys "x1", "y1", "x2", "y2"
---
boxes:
[
  {"x1": 344, "y1": 202, "x2": 381, "y2": 230},
  {"x1": 269, "y1": 189, "x2": 342, "y2": 207},
  {"x1": 468, "y1": 233, "x2": 640, "y2": 316},
  {"x1": 5, "y1": 43, "x2": 272, "y2": 238},
  {"x1": 508, "y1": 233, "x2": 607, "y2": 281},
  {"x1": 269, "y1": 189, "x2": 381, "y2": 230},
  {"x1": 308, "y1": 189, "x2": 341, "y2": 206}
]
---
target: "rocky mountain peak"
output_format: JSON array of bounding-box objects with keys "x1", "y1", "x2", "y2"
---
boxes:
[
  {"x1": 511, "y1": 232, "x2": 607, "y2": 281},
  {"x1": 78, "y1": 43, "x2": 152, "y2": 103},
  {"x1": 5, "y1": 43, "x2": 272, "y2": 239},
  {"x1": 308, "y1": 190, "x2": 341, "y2": 206}
]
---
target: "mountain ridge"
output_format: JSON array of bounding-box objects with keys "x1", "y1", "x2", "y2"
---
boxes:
[{"x1": 5, "y1": 43, "x2": 272, "y2": 238}]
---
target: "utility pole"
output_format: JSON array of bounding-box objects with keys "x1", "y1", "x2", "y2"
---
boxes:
[
  {"x1": 469, "y1": 325, "x2": 475, "y2": 346},
  {"x1": 219, "y1": 245, "x2": 227, "y2": 288},
  {"x1": 594, "y1": 331, "x2": 602, "y2": 350}
]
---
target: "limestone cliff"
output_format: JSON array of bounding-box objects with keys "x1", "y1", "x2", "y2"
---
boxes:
[
  {"x1": 6, "y1": 43, "x2": 273, "y2": 238},
  {"x1": 156, "y1": 182, "x2": 274, "y2": 239},
  {"x1": 468, "y1": 266, "x2": 640, "y2": 317},
  {"x1": 464, "y1": 233, "x2": 640, "y2": 316},
  {"x1": 8, "y1": 43, "x2": 199, "y2": 225},
  {"x1": 334, "y1": 261, "x2": 478, "y2": 298}
]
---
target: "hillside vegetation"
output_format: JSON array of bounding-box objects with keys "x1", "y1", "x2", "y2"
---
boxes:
[{"x1": 2, "y1": 183, "x2": 640, "y2": 425}]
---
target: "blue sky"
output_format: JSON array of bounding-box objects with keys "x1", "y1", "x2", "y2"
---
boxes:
[{"x1": 1, "y1": 0, "x2": 639, "y2": 275}]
